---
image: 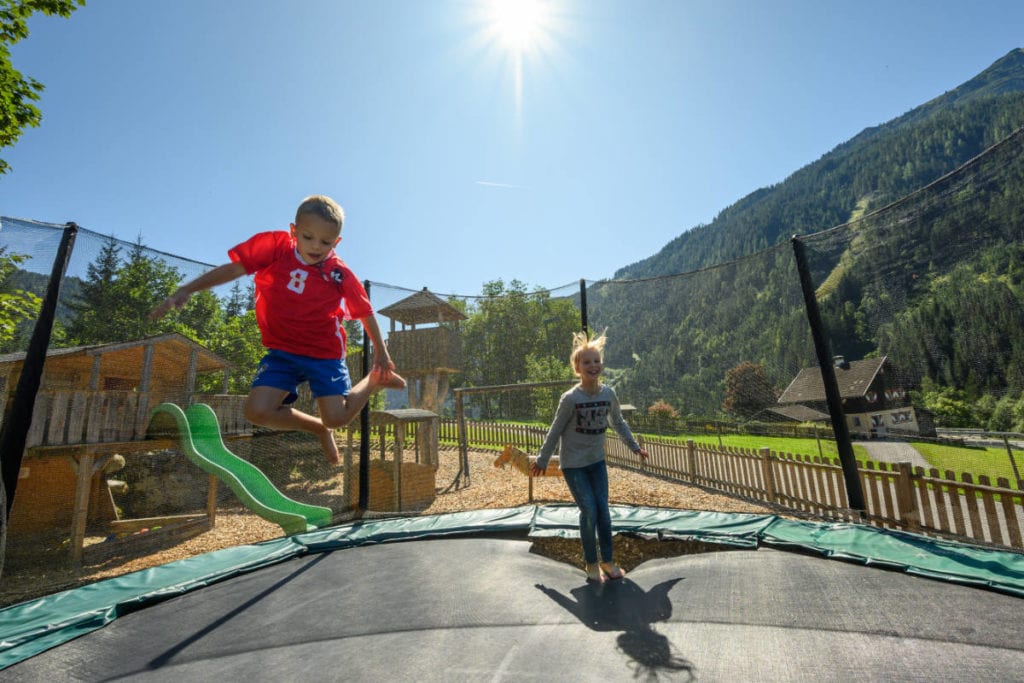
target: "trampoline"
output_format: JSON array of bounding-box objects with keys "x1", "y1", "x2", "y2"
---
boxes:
[{"x1": 3, "y1": 505, "x2": 1023, "y2": 681}]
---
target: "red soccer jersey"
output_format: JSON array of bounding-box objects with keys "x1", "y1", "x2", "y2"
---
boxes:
[{"x1": 228, "y1": 231, "x2": 373, "y2": 359}]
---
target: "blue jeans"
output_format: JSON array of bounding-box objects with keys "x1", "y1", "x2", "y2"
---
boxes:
[{"x1": 562, "y1": 460, "x2": 612, "y2": 564}]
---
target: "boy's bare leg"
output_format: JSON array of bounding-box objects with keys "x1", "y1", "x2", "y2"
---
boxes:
[
  {"x1": 244, "y1": 387, "x2": 340, "y2": 464},
  {"x1": 318, "y1": 367, "x2": 407, "y2": 429}
]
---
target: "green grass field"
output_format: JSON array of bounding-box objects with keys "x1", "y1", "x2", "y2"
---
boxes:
[
  {"x1": 648, "y1": 432, "x2": 1023, "y2": 486},
  {"x1": 913, "y1": 441, "x2": 1024, "y2": 485}
]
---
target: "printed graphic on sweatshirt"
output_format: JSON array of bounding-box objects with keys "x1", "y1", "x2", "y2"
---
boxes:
[{"x1": 575, "y1": 400, "x2": 610, "y2": 434}]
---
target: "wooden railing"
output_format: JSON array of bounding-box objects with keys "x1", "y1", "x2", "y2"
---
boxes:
[{"x1": 21, "y1": 390, "x2": 250, "y2": 448}]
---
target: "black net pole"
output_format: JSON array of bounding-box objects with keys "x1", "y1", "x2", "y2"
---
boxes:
[
  {"x1": 357, "y1": 280, "x2": 372, "y2": 512},
  {"x1": 791, "y1": 235, "x2": 866, "y2": 512},
  {"x1": 1, "y1": 222, "x2": 78, "y2": 516},
  {"x1": 579, "y1": 278, "x2": 588, "y2": 335}
]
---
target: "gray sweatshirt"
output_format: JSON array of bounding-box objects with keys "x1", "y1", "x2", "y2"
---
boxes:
[{"x1": 536, "y1": 384, "x2": 641, "y2": 470}]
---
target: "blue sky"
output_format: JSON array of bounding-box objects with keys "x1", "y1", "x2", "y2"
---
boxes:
[{"x1": 2, "y1": 1, "x2": 1023, "y2": 296}]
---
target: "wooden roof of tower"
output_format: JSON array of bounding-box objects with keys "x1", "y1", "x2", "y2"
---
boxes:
[{"x1": 377, "y1": 288, "x2": 467, "y2": 327}]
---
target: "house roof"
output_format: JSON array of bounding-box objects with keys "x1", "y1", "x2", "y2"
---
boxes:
[
  {"x1": 0, "y1": 332, "x2": 230, "y2": 375},
  {"x1": 777, "y1": 357, "x2": 887, "y2": 404},
  {"x1": 761, "y1": 405, "x2": 831, "y2": 423},
  {"x1": 377, "y1": 288, "x2": 466, "y2": 325}
]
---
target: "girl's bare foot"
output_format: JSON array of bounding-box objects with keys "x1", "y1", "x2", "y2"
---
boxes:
[{"x1": 600, "y1": 562, "x2": 625, "y2": 580}]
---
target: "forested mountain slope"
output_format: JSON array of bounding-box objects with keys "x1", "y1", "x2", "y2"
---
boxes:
[
  {"x1": 616, "y1": 48, "x2": 1024, "y2": 280},
  {"x1": 592, "y1": 49, "x2": 1024, "y2": 422}
]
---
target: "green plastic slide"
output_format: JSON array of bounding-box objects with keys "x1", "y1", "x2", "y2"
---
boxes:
[{"x1": 149, "y1": 403, "x2": 333, "y2": 535}]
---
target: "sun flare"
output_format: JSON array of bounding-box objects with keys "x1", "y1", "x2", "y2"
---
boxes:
[
  {"x1": 471, "y1": 0, "x2": 561, "y2": 121},
  {"x1": 466, "y1": 0, "x2": 564, "y2": 126},
  {"x1": 488, "y1": 0, "x2": 548, "y2": 54}
]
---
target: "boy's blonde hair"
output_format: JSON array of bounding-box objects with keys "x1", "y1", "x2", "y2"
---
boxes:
[
  {"x1": 570, "y1": 329, "x2": 608, "y2": 373},
  {"x1": 296, "y1": 195, "x2": 345, "y2": 231}
]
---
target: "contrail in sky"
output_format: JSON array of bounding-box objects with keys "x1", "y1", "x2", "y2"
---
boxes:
[{"x1": 475, "y1": 180, "x2": 527, "y2": 189}]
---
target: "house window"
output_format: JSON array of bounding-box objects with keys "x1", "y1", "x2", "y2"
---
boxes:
[{"x1": 851, "y1": 416, "x2": 862, "y2": 427}]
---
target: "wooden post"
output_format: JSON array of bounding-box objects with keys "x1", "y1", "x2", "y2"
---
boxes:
[
  {"x1": 185, "y1": 348, "x2": 199, "y2": 405},
  {"x1": 343, "y1": 427, "x2": 355, "y2": 510},
  {"x1": 686, "y1": 439, "x2": 697, "y2": 484},
  {"x1": 134, "y1": 343, "x2": 155, "y2": 440},
  {"x1": 1004, "y1": 435, "x2": 1023, "y2": 489},
  {"x1": 456, "y1": 389, "x2": 468, "y2": 488},
  {"x1": 70, "y1": 451, "x2": 94, "y2": 565},
  {"x1": 89, "y1": 355, "x2": 101, "y2": 390},
  {"x1": 394, "y1": 422, "x2": 405, "y2": 511},
  {"x1": 206, "y1": 473, "x2": 219, "y2": 527},
  {"x1": 895, "y1": 461, "x2": 920, "y2": 531},
  {"x1": 760, "y1": 447, "x2": 777, "y2": 504}
]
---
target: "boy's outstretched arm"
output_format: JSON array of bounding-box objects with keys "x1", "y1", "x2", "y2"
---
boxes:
[
  {"x1": 149, "y1": 262, "x2": 247, "y2": 320},
  {"x1": 358, "y1": 314, "x2": 397, "y2": 379}
]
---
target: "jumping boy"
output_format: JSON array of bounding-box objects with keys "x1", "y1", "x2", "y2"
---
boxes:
[{"x1": 150, "y1": 194, "x2": 405, "y2": 464}]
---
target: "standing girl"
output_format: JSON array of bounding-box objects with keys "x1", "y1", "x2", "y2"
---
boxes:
[{"x1": 532, "y1": 330, "x2": 649, "y2": 582}]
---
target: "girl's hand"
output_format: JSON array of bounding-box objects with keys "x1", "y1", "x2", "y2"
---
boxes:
[{"x1": 635, "y1": 448, "x2": 649, "y2": 460}]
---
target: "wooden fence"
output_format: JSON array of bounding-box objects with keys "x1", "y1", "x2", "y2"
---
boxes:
[
  {"x1": 611, "y1": 437, "x2": 1024, "y2": 550},
  {"x1": 438, "y1": 419, "x2": 1024, "y2": 551}
]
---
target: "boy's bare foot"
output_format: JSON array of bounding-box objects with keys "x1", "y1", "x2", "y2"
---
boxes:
[
  {"x1": 370, "y1": 367, "x2": 407, "y2": 390},
  {"x1": 319, "y1": 428, "x2": 340, "y2": 465}
]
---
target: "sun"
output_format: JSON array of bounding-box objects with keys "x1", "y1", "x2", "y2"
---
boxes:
[
  {"x1": 488, "y1": 0, "x2": 549, "y2": 55},
  {"x1": 472, "y1": 0, "x2": 560, "y2": 121}
]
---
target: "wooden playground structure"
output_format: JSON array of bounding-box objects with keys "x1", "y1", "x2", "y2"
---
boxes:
[
  {"x1": 3, "y1": 287, "x2": 461, "y2": 564},
  {"x1": 1, "y1": 333, "x2": 242, "y2": 564}
]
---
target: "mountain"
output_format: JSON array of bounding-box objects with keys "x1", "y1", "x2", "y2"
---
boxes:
[
  {"x1": 616, "y1": 48, "x2": 1024, "y2": 280},
  {"x1": 591, "y1": 49, "x2": 1024, "y2": 420}
]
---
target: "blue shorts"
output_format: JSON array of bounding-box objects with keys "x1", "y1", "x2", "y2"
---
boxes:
[{"x1": 252, "y1": 349, "x2": 352, "y2": 404}]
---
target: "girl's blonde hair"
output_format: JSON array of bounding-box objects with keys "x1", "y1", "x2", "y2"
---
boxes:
[{"x1": 570, "y1": 329, "x2": 608, "y2": 373}]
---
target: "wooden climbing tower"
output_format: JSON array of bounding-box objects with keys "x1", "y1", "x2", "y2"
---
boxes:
[{"x1": 377, "y1": 288, "x2": 465, "y2": 412}]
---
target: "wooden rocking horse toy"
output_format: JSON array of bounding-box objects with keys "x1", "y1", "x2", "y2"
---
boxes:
[{"x1": 493, "y1": 444, "x2": 562, "y2": 477}]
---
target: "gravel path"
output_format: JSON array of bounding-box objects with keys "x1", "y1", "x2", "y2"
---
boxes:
[{"x1": 853, "y1": 440, "x2": 930, "y2": 468}]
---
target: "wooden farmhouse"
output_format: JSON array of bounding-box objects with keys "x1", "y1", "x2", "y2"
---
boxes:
[{"x1": 776, "y1": 355, "x2": 936, "y2": 438}]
